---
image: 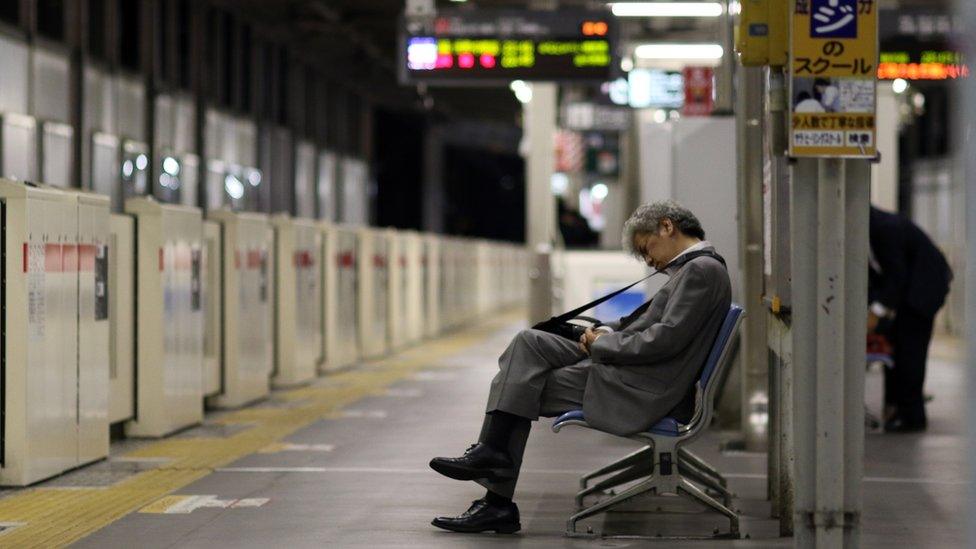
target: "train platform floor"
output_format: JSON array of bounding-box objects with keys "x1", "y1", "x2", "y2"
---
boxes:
[{"x1": 0, "y1": 310, "x2": 967, "y2": 547}]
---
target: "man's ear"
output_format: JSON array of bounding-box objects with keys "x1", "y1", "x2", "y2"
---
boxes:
[{"x1": 660, "y1": 218, "x2": 675, "y2": 236}]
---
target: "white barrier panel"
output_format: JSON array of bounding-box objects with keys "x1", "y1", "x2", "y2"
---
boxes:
[
  {"x1": 551, "y1": 250, "x2": 654, "y2": 323},
  {"x1": 1, "y1": 112, "x2": 38, "y2": 182},
  {"x1": 422, "y1": 235, "x2": 440, "y2": 338},
  {"x1": 387, "y1": 229, "x2": 407, "y2": 350},
  {"x1": 0, "y1": 180, "x2": 110, "y2": 486},
  {"x1": 402, "y1": 232, "x2": 424, "y2": 344},
  {"x1": 272, "y1": 216, "x2": 322, "y2": 387},
  {"x1": 0, "y1": 181, "x2": 76, "y2": 485},
  {"x1": 40, "y1": 121, "x2": 73, "y2": 188},
  {"x1": 475, "y1": 241, "x2": 491, "y2": 316},
  {"x1": 207, "y1": 211, "x2": 274, "y2": 409},
  {"x1": 202, "y1": 220, "x2": 222, "y2": 396},
  {"x1": 124, "y1": 199, "x2": 204, "y2": 437},
  {"x1": 108, "y1": 214, "x2": 135, "y2": 424},
  {"x1": 72, "y1": 190, "x2": 110, "y2": 465},
  {"x1": 323, "y1": 224, "x2": 360, "y2": 371},
  {"x1": 357, "y1": 228, "x2": 389, "y2": 359}
]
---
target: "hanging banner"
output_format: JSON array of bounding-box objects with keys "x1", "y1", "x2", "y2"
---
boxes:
[
  {"x1": 789, "y1": 0, "x2": 878, "y2": 157},
  {"x1": 682, "y1": 67, "x2": 714, "y2": 116}
]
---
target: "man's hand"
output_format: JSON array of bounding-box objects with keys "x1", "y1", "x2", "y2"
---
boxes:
[
  {"x1": 867, "y1": 310, "x2": 879, "y2": 333},
  {"x1": 578, "y1": 328, "x2": 602, "y2": 355}
]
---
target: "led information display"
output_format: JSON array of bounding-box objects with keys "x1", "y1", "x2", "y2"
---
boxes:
[{"x1": 399, "y1": 9, "x2": 617, "y2": 84}]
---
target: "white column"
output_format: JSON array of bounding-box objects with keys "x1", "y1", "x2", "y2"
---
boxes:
[
  {"x1": 790, "y1": 158, "x2": 818, "y2": 549},
  {"x1": 525, "y1": 83, "x2": 557, "y2": 248},
  {"x1": 525, "y1": 83, "x2": 558, "y2": 323},
  {"x1": 736, "y1": 65, "x2": 769, "y2": 452},
  {"x1": 870, "y1": 83, "x2": 899, "y2": 210},
  {"x1": 959, "y1": 0, "x2": 976, "y2": 542},
  {"x1": 792, "y1": 159, "x2": 867, "y2": 547}
]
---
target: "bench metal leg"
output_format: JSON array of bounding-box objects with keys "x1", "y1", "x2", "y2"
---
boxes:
[
  {"x1": 579, "y1": 445, "x2": 652, "y2": 490},
  {"x1": 567, "y1": 476, "x2": 660, "y2": 537},
  {"x1": 678, "y1": 462, "x2": 733, "y2": 506},
  {"x1": 678, "y1": 447, "x2": 727, "y2": 487},
  {"x1": 677, "y1": 478, "x2": 740, "y2": 538},
  {"x1": 575, "y1": 461, "x2": 653, "y2": 508}
]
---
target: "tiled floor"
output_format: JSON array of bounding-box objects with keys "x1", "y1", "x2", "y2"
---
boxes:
[{"x1": 2, "y1": 315, "x2": 967, "y2": 547}]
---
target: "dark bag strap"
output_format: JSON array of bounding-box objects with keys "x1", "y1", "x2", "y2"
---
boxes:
[{"x1": 538, "y1": 249, "x2": 727, "y2": 329}]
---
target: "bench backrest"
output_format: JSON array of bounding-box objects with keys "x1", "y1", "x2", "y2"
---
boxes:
[{"x1": 683, "y1": 304, "x2": 743, "y2": 435}]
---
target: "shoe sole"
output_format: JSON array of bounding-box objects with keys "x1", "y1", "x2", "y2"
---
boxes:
[
  {"x1": 431, "y1": 519, "x2": 521, "y2": 534},
  {"x1": 429, "y1": 460, "x2": 515, "y2": 482}
]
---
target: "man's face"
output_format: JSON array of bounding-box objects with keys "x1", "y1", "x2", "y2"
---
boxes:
[{"x1": 632, "y1": 221, "x2": 676, "y2": 270}]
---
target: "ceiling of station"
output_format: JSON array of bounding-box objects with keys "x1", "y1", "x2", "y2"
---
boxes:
[{"x1": 225, "y1": 0, "x2": 955, "y2": 125}]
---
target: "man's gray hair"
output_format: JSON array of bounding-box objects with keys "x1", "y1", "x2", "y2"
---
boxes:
[{"x1": 621, "y1": 200, "x2": 705, "y2": 258}]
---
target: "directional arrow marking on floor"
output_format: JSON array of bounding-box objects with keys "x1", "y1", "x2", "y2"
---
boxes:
[
  {"x1": 258, "y1": 443, "x2": 336, "y2": 454},
  {"x1": 138, "y1": 495, "x2": 270, "y2": 514},
  {"x1": 411, "y1": 371, "x2": 458, "y2": 381},
  {"x1": 384, "y1": 388, "x2": 423, "y2": 397},
  {"x1": 340, "y1": 409, "x2": 387, "y2": 418}
]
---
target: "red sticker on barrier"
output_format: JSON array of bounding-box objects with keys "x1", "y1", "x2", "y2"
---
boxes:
[
  {"x1": 337, "y1": 251, "x2": 355, "y2": 268},
  {"x1": 22, "y1": 242, "x2": 28, "y2": 273},
  {"x1": 44, "y1": 243, "x2": 62, "y2": 273},
  {"x1": 175, "y1": 248, "x2": 192, "y2": 271},
  {"x1": 79, "y1": 244, "x2": 97, "y2": 272},
  {"x1": 373, "y1": 255, "x2": 386, "y2": 268},
  {"x1": 159, "y1": 247, "x2": 165, "y2": 271},
  {"x1": 62, "y1": 244, "x2": 78, "y2": 273},
  {"x1": 294, "y1": 251, "x2": 314, "y2": 268},
  {"x1": 247, "y1": 250, "x2": 263, "y2": 269}
]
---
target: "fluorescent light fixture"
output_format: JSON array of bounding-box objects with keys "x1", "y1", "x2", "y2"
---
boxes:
[
  {"x1": 634, "y1": 43, "x2": 724, "y2": 60},
  {"x1": 510, "y1": 80, "x2": 533, "y2": 104},
  {"x1": 610, "y1": 2, "x2": 723, "y2": 17},
  {"x1": 591, "y1": 183, "x2": 609, "y2": 201}
]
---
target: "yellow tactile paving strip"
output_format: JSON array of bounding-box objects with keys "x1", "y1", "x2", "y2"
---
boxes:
[{"x1": 0, "y1": 311, "x2": 521, "y2": 548}]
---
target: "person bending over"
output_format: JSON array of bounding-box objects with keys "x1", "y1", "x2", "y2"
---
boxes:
[
  {"x1": 867, "y1": 205, "x2": 952, "y2": 432},
  {"x1": 428, "y1": 200, "x2": 732, "y2": 534}
]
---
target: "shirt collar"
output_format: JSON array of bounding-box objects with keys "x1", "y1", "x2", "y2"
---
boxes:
[{"x1": 664, "y1": 240, "x2": 710, "y2": 275}]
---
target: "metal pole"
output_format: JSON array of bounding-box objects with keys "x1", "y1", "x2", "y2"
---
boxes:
[
  {"x1": 790, "y1": 158, "x2": 818, "y2": 548},
  {"x1": 792, "y1": 157, "x2": 868, "y2": 547},
  {"x1": 958, "y1": 0, "x2": 976, "y2": 542},
  {"x1": 525, "y1": 83, "x2": 558, "y2": 323},
  {"x1": 815, "y1": 158, "x2": 847, "y2": 548},
  {"x1": 843, "y1": 160, "x2": 869, "y2": 548},
  {"x1": 766, "y1": 67, "x2": 795, "y2": 535},
  {"x1": 735, "y1": 65, "x2": 769, "y2": 453},
  {"x1": 714, "y1": 0, "x2": 735, "y2": 113}
]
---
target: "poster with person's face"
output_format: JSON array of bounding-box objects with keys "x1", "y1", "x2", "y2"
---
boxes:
[{"x1": 789, "y1": 0, "x2": 878, "y2": 157}]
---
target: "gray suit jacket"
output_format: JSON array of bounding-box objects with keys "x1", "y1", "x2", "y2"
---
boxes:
[{"x1": 582, "y1": 247, "x2": 731, "y2": 436}]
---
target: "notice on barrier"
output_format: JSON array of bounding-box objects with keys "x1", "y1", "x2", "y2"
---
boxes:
[
  {"x1": 95, "y1": 244, "x2": 109, "y2": 321},
  {"x1": 26, "y1": 242, "x2": 47, "y2": 342},
  {"x1": 789, "y1": 0, "x2": 878, "y2": 158}
]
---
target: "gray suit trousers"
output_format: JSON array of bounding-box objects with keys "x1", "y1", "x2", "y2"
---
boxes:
[{"x1": 477, "y1": 329, "x2": 589, "y2": 498}]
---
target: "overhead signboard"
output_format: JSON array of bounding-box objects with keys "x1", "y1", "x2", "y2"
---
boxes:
[
  {"x1": 877, "y1": 49, "x2": 969, "y2": 80},
  {"x1": 399, "y1": 9, "x2": 617, "y2": 85},
  {"x1": 789, "y1": 0, "x2": 878, "y2": 158}
]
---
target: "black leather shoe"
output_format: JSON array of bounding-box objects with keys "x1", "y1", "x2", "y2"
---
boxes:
[
  {"x1": 884, "y1": 406, "x2": 927, "y2": 433},
  {"x1": 431, "y1": 498, "x2": 521, "y2": 534},
  {"x1": 884, "y1": 414, "x2": 927, "y2": 433},
  {"x1": 430, "y1": 443, "x2": 515, "y2": 482}
]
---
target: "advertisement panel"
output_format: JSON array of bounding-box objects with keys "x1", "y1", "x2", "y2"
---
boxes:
[{"x1": 789, "y1": 0, "x2": 878, "y2": 157}]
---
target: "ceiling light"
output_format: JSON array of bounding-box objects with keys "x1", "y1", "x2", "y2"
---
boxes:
[
  {"x1": 510, "y1": 80, "x2": 533, "y2": 104},
  {"x1": 634, "y1": 43, "x2": 724, "y2": 60},
  {"x1": 610, "y1": 2, "x2": 723, "y2": 17}
]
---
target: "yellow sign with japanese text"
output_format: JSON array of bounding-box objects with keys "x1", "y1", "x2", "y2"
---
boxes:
[{"x1": 789, "y1": 0, "x2": 878, "y2": 157}]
